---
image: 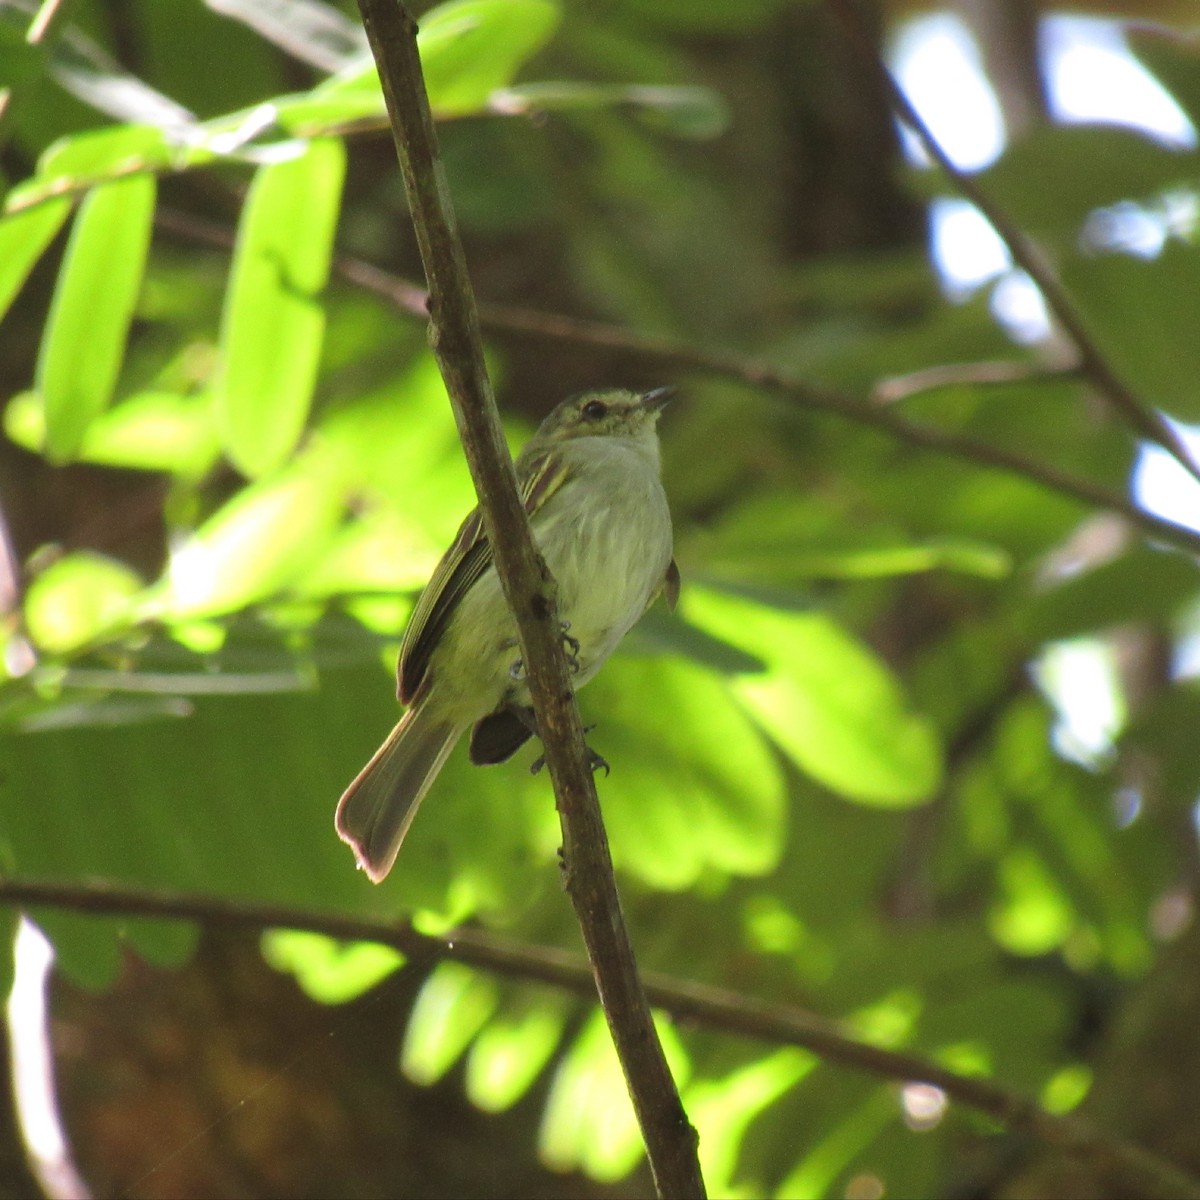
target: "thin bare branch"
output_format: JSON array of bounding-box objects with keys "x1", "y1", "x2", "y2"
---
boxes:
[
  {"x1": 2, "y1": 876, "x2": 1198, "y2": 1200},
  {"x1": 351, "y1": 2, "x2": 703, "y2": 1195},
  {"x1": 825, "y1": 0, "x2": 1200, "y2": 486},
  {"x1": 872, "y1": 358, "x2": 1080, "y2": 404}
]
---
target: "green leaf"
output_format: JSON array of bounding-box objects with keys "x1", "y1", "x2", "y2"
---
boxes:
[
  {"x1": 28, "y1": 910, "x2": 123, "y2": 991},
  {"x1": 7, "y1": 125, "x2": 171, "y2": 212},
  {"x1": 540, "y1": 1009, "x2": 689, "y2": 1182},
  {"x1": 774, "y1": 1087, "x2": 897, "y2": 1200},
  {"x1": 1062, "y1": 241, "x2": 1200, "y2": 421},
  {"x1": 583, "y1": 655, "x2": 786, "y2": 886},
  {"x1": 687, "y1": 1049, "x2": 814, "y2": 1197},
  {"x1": 464, "y1": 988, "x2": 568, "y2": 1112},
  {"x1": 418, "y1": 0, "x2": 561, "y2": 117},
  {"x1": 155, "y1": 458, "x2": 346, "y2": 618},
  {"x1": 634, "y1": 609, "x2": 766, "y2": 674},
  {"x1": 0, "y1": 911, "x2": 16, "y2": 1000},
  {"x1": 261, "y1": 930, "x2": 403, "y2": 1004},
  {"x1": 1024, "y1": 546, "x2": 1200, "y2": 642},
  {"x1": 123, "y1": 917, "x2": 200, "y2": 969},
  {"x1": 273, "y1": 78, "x2": 387, "y2": 136},
  {"x1": 35, "y1": 174, "x2": 156, "y2": 462},
  {"x1": 492, "y1": 81, "x2": 729, "y2": 139},
  {"x1": 0, "y1": 657, "x2": 427, "y2": 919},
  {"x1": 1042, "y1": 1064, "x2": 1093, "y2": 1116},
  {"x1": 402, "y1": 961, "x2": 500, "y2": 1084},
  {"x1": 685, "y1": 588, "x2": 943, "y2": 807},
  {"x1": 0, "y1": 198, "x2": 71, "y2": 322},
  {"x1": 1130, "y1": 28, "x2": 1200, "y2": 135},
  {"x1": 5, "y1": 389, "x2": 221, "y2": 477},
  {"x1": 989, "y1": 846, "x2": 1075, "y2": 956},
  {"x1": 915, "y1": 124, "x2": 1200, "y2": 239},
  {"x1": 215, "y1": 138, "x2": 346, "y2": 476},
  {"x1": 691, "y1": 492, "x2": 1011, "y2": 584},
  {"x1": 23, "y1": 552, "x2": 143, "y2": 653}
]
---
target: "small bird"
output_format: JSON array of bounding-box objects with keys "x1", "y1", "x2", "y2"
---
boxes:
[{"x1": 335, "y1": 387, "x2": 679, "y2": 882}]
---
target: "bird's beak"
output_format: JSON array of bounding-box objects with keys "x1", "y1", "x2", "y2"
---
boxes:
[{"x1": 640, "y1": 386, "x2": 675, "y2": 412}]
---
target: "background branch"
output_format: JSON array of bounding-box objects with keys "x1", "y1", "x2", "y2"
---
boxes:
[
  {"x1": 2, "y1": 876, "x2": 1198, "y2": 1199},
  {"x1": 153, "y1": 206, "x2": 1200, "y2": 559},
  {"x1": 351, "y1": 2, "x2": 703, "y2": 1195},
  {"x1": 824, "y1": 0, "x2": 1200, "y2": 486},
  {"x1": 336, "y1": 248, "x2": 1200, "y2": 557}
]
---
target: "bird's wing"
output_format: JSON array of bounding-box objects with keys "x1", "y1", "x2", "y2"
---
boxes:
[{"x1": 397, "y1": 449, "x2": 571, "y2": 703}]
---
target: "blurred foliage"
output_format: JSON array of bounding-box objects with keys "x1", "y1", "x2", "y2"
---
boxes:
[{"x1": 2, "y1": 0, "x2": 1200, "y2": 1197}]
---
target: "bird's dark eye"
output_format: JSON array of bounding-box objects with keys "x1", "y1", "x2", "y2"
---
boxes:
[{"x1": 581, "y1": 399, "x2": 608, "y2": 421}]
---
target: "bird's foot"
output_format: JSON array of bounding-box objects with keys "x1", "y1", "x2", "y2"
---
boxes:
[
  {"x1": 529, "y1": 724, "x2": 607, "y2": 776},
  {"x1": 508, "y1": 623, "x2": 579, "y2": 679},
  {"x1": 560, "y1": 622, "x2": 582, "y2": 673}
]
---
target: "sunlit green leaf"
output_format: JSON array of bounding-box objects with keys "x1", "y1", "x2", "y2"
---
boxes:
[
  {"x1": 540, "y1": 1009, "x2": 689, "y2": 1182},
  {"x1": 687, "y1": 1049, "x2": 814, "y2": 1197},
  {"x1": 634, "y1": 609, "x2": 765, "y2": 674},
  {"x1": 773, "y1": 1088, "x2": 896, "y2": 1200},
  {"x1": 273, "y1": 80, "x2": 387, "y2": 135},
  {"x1": 215, "y1": 138, "x2": 345, "y2": 476},
  {"x1": 262, "y1": 930, "x2": 403, "y2": 1003},
  {"x1": 419, "y1": 0, "x2": 561, "y2": 116},
  {"x1": 402, "y1": 961, "x2": 500, "y2": 1084},
  {"x1": 35, "y1": 174, "x2": 156, "y2": 462},
  {"x1": 156, "y1": 456, "x2": 345, "y2": 618},
  {"x1": 0, "y1": 197, "x2": 71, "y2": 321},
  {"x1": 1041, "y1": 1064, "x2": 1092, "y2": 1115},
  {"x1": 578, "y1": 654, "x2": 786, "y2": 887},
  {"x1": 5, "y1": 389, "x2": 220, "y2": 476},
  {"x1": 685, "y1": 588, "x2": 943, "y2": 807},
  {"x1": 989, "y1": 846, "x2": 1075, "y2": 955},
  {"x1": 24, "y1": 552, "x2": 142, "y2": 653},
  {"x1": 464, "y1": 988, "x2": 568, "y2": 1112},
  {"x1": 6, "y1": 126, "x2": 171, "y2": 213}
]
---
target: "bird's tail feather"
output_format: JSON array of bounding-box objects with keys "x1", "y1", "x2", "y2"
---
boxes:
[{"x1": 335, "y1": 704, "x2": 462, "y2": 882}]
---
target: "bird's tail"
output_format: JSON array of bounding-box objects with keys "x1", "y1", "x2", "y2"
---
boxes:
[{"x1": 335, "y1": 702, "x2": 462, "y2": 883}]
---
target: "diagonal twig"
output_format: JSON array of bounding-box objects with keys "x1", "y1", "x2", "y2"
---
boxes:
[
  {"x1": 2, "y1": 876, "x2": 1199, "y2": 1200},
  {"x1": 825, "y1": 0, "x2": 1200, "y2": 487},
  {"x1": 351, "y1": 2, "x2": 704, "y2": 1195}
]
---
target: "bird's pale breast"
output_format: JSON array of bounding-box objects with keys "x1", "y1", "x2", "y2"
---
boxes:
[{"x1": 429, "y1": 434, "x2": 672, "y2": 720}]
